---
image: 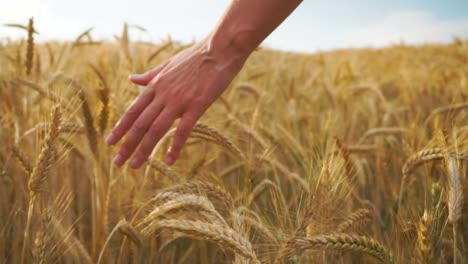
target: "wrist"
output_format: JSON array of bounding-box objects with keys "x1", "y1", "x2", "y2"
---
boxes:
[{"x1": 204, "y1": 28, "x2": 256, "y2": 64}]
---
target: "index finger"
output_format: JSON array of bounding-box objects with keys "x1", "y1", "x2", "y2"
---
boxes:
[{"x1": 106, "y1": 89, "x2": 154, "y2": 145}]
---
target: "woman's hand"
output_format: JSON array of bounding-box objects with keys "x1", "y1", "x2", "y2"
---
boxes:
[
  {"x1": 106, "y1": 39, "x2": 248, "y2": 169},
  {"x1": 106, "y1": 0, "x2": 302, "y2": 169}
]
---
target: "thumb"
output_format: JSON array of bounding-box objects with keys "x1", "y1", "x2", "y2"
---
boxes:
[{"x1": 129, "y1": 62, "x2": 168, "y2": 85}]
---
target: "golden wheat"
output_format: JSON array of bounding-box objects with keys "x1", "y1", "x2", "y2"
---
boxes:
[
  {"x1": 2, "y1": 29, "x2": 467, "y2": 263},
  {"x1": 287, "y1": 234, "x2": 394, "y2": 263},
  {"x1": 141, "y1": 219, "x2": 259, "y2": 263}
]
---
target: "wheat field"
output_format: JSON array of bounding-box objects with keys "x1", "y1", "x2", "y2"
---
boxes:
[{"x1": 0, "y1": 20, "x2": 467, "y2": 263}]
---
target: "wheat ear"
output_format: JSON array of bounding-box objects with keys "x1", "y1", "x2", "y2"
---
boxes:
[
  {"x1": 89, "y1": 64, "x2": 110, "y2": 134},
  {"x1": 153, "y1": 180, "x2": 234, "y2": 212},
  {"x1": 334, "y1": 137, "x2": 354, "y2": 178},
  {"x1": 78, "y1": 89, "x2": 98, "y2": 157},
  {"x1": 141, "y1": 219, "x2": 259, "y2": 263},
  {"x1": 97, "y1": 218, "x2": 144, "y2": 264},
  {"x1": 11, "y1": 145, "x2": 32, "y2": 174},
  {"x1": 192, "y1": 123, "x2": 244, "y2": 160},
  {"x1": 447, "y1": 154, "x2": 463, "y2": 264},
  {"x1": 21, "y1": 106, "x2": 61, "y2": 264},
  {"x1": 139, "y1": 194, "x2": 227, "y2": 231},
  {"x1": 336, "y1": 208, "x2": 372, "y2": 232},
  {"x1": 25, "y1": 17, "x2": 34, "y2": 75},
  {"x1": 358, "y1": 127, "x2": 406, "y2": 144},
  {"x1": 118, "y1": 219, "x2": 144, "y2": 248},
  {"x1": 417, "y1": 210, "x2": 434, "y2": 263},
  {"x1": 28, "y1": 106, "x2": 62, "y2": 194},
  {"x1": 398, "y1": 148, "x2": 445, "y2": 210},
  {"x1": 287, "y1": 234, "x2": 394, "y2": 263},
  {"x1": 148, "y1": 159, "x2": 179, "y2": 179}
]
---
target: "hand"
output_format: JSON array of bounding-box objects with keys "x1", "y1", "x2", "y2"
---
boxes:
[{"x1": 106, "y1": 40, "x2": 247, "y2": 169}]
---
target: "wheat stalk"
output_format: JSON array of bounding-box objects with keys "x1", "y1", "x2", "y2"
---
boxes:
[
  {"x1": 35, "y1": 52, "x2": 41, "y2": 80},
  {"x1": 425, "y1": 102, "x2": 468, "y2": 125},
  {"x1": 399, "y1": 148, "x2": 468, "y2": 210},
  {"x1": 447, "y1": 154, "x2": 463, "y2": 224},
  {"x1": 35, "y1": 208, "x2": 52, "y2": 264},
  {"x1": 14, "y1": 78, "x2": 72, "y2": 111},
  {"x1": 247, "y1": 179, "x2": 279, "y2": 205},
  {"x1": 236, "y1": 82, "x2": 260, "y2": 100},
  {"x1": 147, "y1": 41, "x2": 173, "y2": 63},
  {"x1": 241, "y1": 215, "x2": 279, "y2": 245},
  {"x1": 97, "y1": 218, "x2": 144, "y2": 264},
  {"x1": 72, "y1": 27, "x2": 94, "y2": 47},
  {"x1": 257, "y1": 155, "x2": 309, "y2": 192}
]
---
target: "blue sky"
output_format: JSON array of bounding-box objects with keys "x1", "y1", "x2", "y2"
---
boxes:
[{"x1": 1, "y1": 0, "x2": 467, "y2": 52}]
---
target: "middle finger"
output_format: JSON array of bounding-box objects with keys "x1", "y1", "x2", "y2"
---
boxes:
[{"x1": 113, "y1": 99, "x2": 164, "y2": 166}]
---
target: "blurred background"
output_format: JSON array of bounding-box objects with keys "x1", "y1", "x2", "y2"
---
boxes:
[{"x1": 1, "y1": 0, "x2": 468, "y2": 53}]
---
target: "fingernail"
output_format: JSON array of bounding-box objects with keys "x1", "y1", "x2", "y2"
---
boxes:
[
  {"x1": 130, "y1": 74, "x2": 143, "y2": 79},
  {"x1": 165, "y1": 155, "x2": 174, "y2": 165},
  {"x1": 130, "y1": 157, "x2": 141, "y2": 169},
  {"x1": 106, "y1": 133, "x2": 115, "y2": 144},
  {"x1": 113, "y1": 154, "x2": 124, "y2": 166}
]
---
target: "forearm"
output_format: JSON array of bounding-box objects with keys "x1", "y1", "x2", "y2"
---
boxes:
[{"x1": 206, "y1": 0, "x2": 302, "y2": 58}]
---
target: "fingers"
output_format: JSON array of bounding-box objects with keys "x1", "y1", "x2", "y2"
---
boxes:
[
  {"x1": 106, "y1": 89, "x2": 155, "y2": 145},
  {"x1": 165, "y1": 111, "x2": 201, "y2": 165},
  {"x1": 129, "y1": 109, "x2": 178, "y2": 169},
  {"x1": 112, "y1": 99, "x2": 165, "y2": 167},
  {"x1": 129, "y1": 62, "x2": 167, "y2": 86}
]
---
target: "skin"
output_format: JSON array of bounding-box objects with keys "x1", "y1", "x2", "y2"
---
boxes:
[{"x1": 106, "y1": 0, "x2": 303, "y2": 169}]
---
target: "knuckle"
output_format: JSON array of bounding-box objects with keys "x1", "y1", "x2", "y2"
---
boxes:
[
  {"x1": 119, "y1": 146, "x2": 131, "y2": 157},
  {"x1": 191, "y1": 96, "x2": 206, "y2": 106},
  {"x1": 169, "y1": 149, "x2": 180, "y2": 157},
  {"x1": 164, "y1": 100, "x2": 179, "y2": 111},
  {"x1": 149, "y1": 75, "x2": 162, "y2": 86},
  {"x1": 114, "y1": 117, "x2": 128, "y2": 130},
  {"x1": 179, "y1": 92, "x2": 193, "y2": 104},
  {"x1": 148, "y1": 80, "x2": 162, "y2": 93},
  {"x1": 126, "y1": 105, "x2": 139, "y2": 116},
  {"x1": 171, "y1": 143, "x2": 182, "y2": 153},
  {"x1": 122, "y1": 138, "x2": 138, "y2": 151},
  {"x1": 111, "y1": 127, "x2": 122, "y2": 137},
  {"x1": 185, "y1": 112, "x2": 199, "y2": 122},
  {"x1": 177, "y1": 127, "x2": 191, "y2": 139},
  {"x1": 148, "y1": 124, "x2": 162, "y2": 135},
  {"x1": 138, "y1": 145, "x2": 152, "y2": 157},
  {"x1": 133, "y1": 121, "x2": 148, "y2": 131}
]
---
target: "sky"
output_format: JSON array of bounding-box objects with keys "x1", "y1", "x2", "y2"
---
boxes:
[{"x1": 1, "y1": 0, "x2": 468, "y2": 53}]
